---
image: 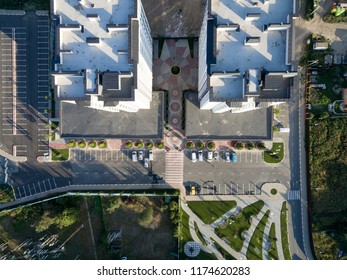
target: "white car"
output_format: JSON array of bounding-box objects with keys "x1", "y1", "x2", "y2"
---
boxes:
[
  {"x1": 207, "y1": 151, "x2": 213, "y2": 162},
  {"x1": 191, "y1": 152, "x2": 197, "y2": 162},
  {"x1": 132, "y1": 151, "x2": 137, "y2": 162},
  {"x1": 144, "y1": 158, "x2": 149, "y2": 168},
  {"x1": 198, "y1": 151, "x2": 203, "y2": 161},
  {"x1": 138, "y1": 151, "x2": 144, "y2": 161},
  {"x1": 149, "y1": 149, "x2": 153, "y2": 161}
]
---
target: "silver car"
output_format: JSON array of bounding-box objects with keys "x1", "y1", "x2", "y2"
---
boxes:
[
  {"x1": 144, "y1": 158, "x2": 149, "y2": 168},
  {"x1": 225, "y1": 151, "x2": 230, "y2": 162},
  {"x1": 139, "y1": 151, "x2": 144, "y2": 161}
]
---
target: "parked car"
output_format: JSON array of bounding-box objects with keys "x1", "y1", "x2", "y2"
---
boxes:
[
  {"x1": 191, "y1": 151, "x2": 197, "y2": 162},
  {"x1": 191, "y1": 186, "x2": 196, "y2": 195},
  {"x1": 149, "y1": 149, "x2": 153, "y2": 161},
  {"x1": 213, "y1": 150, "x2": 219, "y2": 161},
  {"x1": 225, "y1": 151, "x2": 230, "y2": 162},
  {"x1": 231, "y1": 151, "x2": 237, "y2": 163},
  {"x1": 138, "y1": 151, "x2": 144, "y2": 161},
  {"x1": 198, "y1": 150, "x2": 203, "y2": 161},
  {"x1": 144, "y1": 158, "x2": 149, "y2": 168},
  {"x1": 207, "y1": 151, "x2": 213, "y2": 162},
  {"x1": 132, "y1": 151, "x2": 137, "y2": 162}
]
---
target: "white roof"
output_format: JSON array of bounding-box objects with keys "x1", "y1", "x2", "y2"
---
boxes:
[{"x1": 55, "y1": 0, "x2": 134, "y2": 72}]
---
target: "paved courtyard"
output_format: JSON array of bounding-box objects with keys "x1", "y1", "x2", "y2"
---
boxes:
[{"x1": 153, "y1": 39, "x2": 198, "y2": 131}]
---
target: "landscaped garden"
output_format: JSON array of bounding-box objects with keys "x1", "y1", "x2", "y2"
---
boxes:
[
  {"x1": 268, "y1": 223, "x2": 279, "y2": 260},
  {"x1": 246, "y1": 210, "x2": 270, "y2": 260},
  {"x1": 52, "y1": 149, "x2": 69, "y2": 161},
  {"x1": 280, "y1": 202, "x2": 291, "y2": 260},
  {"x1": 188, "y1": 201, "x2": 237, "y2": 224},
  {"x1": 264, "y1": 142, "x2": 284, "y2": 163},
  {"x1": 214, "y1": 200, "x2": 265, "y2": 252},
  {"x1": 180, "y1": 210, "x2": 217, "y2": 260}
]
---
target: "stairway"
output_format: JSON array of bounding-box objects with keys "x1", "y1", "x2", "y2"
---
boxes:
[{"x1": 165, "y1": 151, "x2": 184, "y2": 185}]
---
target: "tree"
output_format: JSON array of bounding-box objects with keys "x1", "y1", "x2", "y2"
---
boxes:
[
  {"x1": 185, "y1": 141, "x2": 194, "y2": 149},
  {"x1": 54, "y1": 208, "x2": 78, "y2": 229},
  {"x1": 207, "y1": 141, "x2": 216, "y2": 150},
  {"x1": 138, "y1": 207, "x2": 154, "y2": 226},
  {"x1": 125, "y1": 140, "x2": 133, "y2": 149},
  {"x1": 35, "y1": 211, "x2": 55, "y2": 233},
  {"x1": 235, "y1": 141, "x2": 244, "y2": 150},
  {"x1": 196, "y1": 141, "x2": 204, "y2": 149},
  {"x1": 106, "y1": 198, "x2": 121, "y2": 214}
]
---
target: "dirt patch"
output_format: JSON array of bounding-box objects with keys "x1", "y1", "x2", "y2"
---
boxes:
[{"x1": 102, "y1": 196, "x2": 178, "y2": 260}]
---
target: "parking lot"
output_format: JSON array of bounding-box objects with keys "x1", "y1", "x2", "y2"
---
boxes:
[
  {"x1": 0, "y1": 27, "x2": 28, "y2": 136},
  {"x1": 185, "y1": 149, "x2": 264, "y2": 164},
  {"x1": 184, "y1": 148, "x2": 290, "y2": 196},
  {"x1": 70, "y1": 149, "x2": 159, "y2": 163},
  {"x1": 14, "y1": 177, "x2": 61, "y2": 199},
  {"x1": 0, "y1": 12, "x2": 50, "y2": 159}
]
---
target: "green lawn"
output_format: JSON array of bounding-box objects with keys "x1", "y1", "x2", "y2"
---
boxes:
[
  {"x1": 268, "y1": 223, "x2": 279, "y2": 260},
  {"x1": 280, "y1": 202, "x2": 291, "y2": 260},
  {"x1": 188, "y1": 201, "x2": 237, "y2": 224},
  {"x1": 246, "y1": 210, "x2": 270, "y2": 260},
  {"x1": 52, "y1": 149, "x2": 69, "y2": 161},
  {"x1": 180, "y1": 210, "x2": 217, "y2": 260},
  {"x1": 211, "y1": 238, "x2": 236, "y2": 260},
  {"x1": 215, "y1": 200, "x2": 265, "y2": 252},
  {"x1": 264, "y1": 142, "x2": 284, "y2": 163}
]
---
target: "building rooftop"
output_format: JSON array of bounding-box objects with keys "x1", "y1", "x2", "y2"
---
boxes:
[
  {"x1": 60, "y1": 92, "x2": 163, "y2": 138},
  {"x1": 55, "y1": 0, "x2": 133, "y2": 72},
  {"x1": 208, "y1": 0, "x2": 295, "y2": 101}
]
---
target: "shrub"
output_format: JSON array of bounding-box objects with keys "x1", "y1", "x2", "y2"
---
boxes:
[
  {"x1": 138, "y1": 207, "x2": 154, "y2": 226},
  {"x1": 98, "y1": 140, "x2": 107, "y2": 149},
  {"x1": 207, "y1": 141, "x2": 216, "y2": 150},
  {"x1": 78, "y1": 140, "x2": 86, "y2": 148},
  {"x1": 273, "y1": 126, "x2": 280, "y2": 133},
  {"x1": 66, "y1": 140, "x2": 76, "y2": 148},
  {"x1": 256, "y1": 142, "x2": 266, "y2": 150},
  {"x1": 273, "y1": 108, "x2": 280, "y2": 115},
  {"x1": 196, "y1": 140, "x2": 204, "y2": 150},
  {"x1": 156, "y1": 141, "x2": 164, "y2": 149},
  {"x1": 135, "y1": 140, "x2": 144, "y2": 148},
  {"x1": 146, "y1": 141, "x2": 154, "y2": 149},
  {"x1": 246, "y1": 142, "x2": 255, "y2": 150},
  {"x1": 88, "y1": 140, "x2": 97, "y2": 148},
  {"x1": 235, "y1": 141, "x2": 244, "y2": 150},
  {"x1": 271, "y1": 189, "x2": 278, "y2": 195},
  {"x1": 125, "y1": 140, "x2": 133, "y2": 149},
  {"x1": 185, "y1": 141, "x2": 195, "y2": 149}
]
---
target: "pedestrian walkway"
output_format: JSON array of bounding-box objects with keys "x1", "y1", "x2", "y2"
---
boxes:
[
  {"x1": 165, "y1": 151, "x2": 184, "y2": 185},
  {"x1": 287, "y1": 190, "x2": 301, "y2": 200}
]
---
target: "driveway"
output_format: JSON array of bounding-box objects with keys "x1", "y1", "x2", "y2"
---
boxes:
[{"x1": 295, "y1": 0, "x2": 347, "y2": 56}]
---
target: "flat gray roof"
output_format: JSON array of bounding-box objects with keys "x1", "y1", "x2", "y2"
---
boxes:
[
  {"x1": 61, "y1": 92, "x2": 163, "y2": 138},
  {"x1": 185, "y1": 92, "x2": 271, "y2": 140}
]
